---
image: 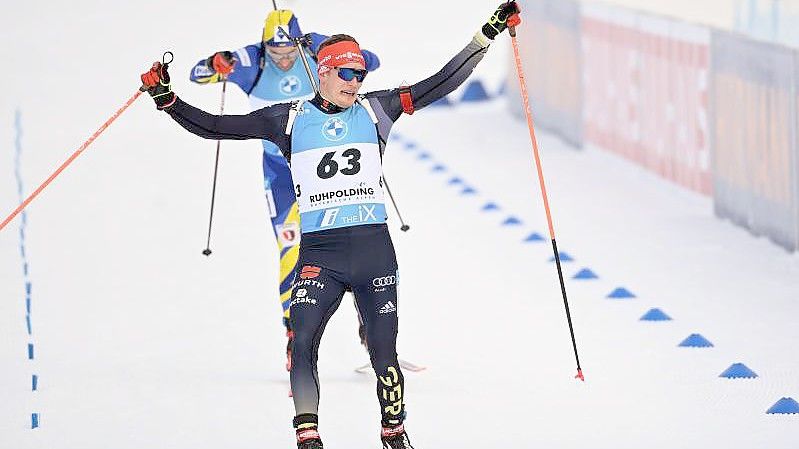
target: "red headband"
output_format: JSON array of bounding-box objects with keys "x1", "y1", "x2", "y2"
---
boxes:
[{"x1": 317, "y1": 40, "x2": 365, "y2": 76}]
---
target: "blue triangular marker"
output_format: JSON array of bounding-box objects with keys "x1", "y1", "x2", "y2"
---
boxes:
[
  {"x1": 31, "y1": 413, "x2": 39, "y2": 429},
  {"x1": 640, "y1": 308, "x2": 671, "y2": 321},
  {"x1": 549, "y1": 252, "x2": 573, "y2": 262},
  {"x1": 390, "y1": 133, "x2": 403, "y2": 142},
  {"x1": 679, "y1": 333, "x2": 713, "y2": 348},
  {"x1": 481, "y1": 202, "x2": 500, "y2": 212},
  {"x1": 431, "y1": 164, "x2": 446, "y2": 172},
  {"x1": 766, "y1": 397, "x2": 799, "y2": 414},
  {"x1": 448, "y1": 177, "x2": 463, "y2": 185},
  {"x1": 719, "y1": 363, "x2": 757, "y2": 379},
  {"x1": 430, "y1": 96, "x2": 452, "y2": 107},
  {"x1": 607, "y1": 287, "x2": 635, "y2": 299},
  {"x1": 417, "y1": 152, "x2": 431, "y2": 160},
  {"x1": 502, "y1": 216, "x2": 522, "y2": 226},
  {"x1": 461, "y1": 80, "x2": 490, "y2": 102},
  {"x1": 524, "y1": 232, "x2": 545, "y2": 242},
  {"x1": 573, "y1": 268, "x2": 598, "y2": 280},
  {"x1": 460, "y1": 186, "x2": 477, "y2": 195},
  {"x1": 403, "y1": 142, "x2": 417, "y2": 151},
  {"x1": 498, "y1": 80, "x2": 507, "y2": 96}
]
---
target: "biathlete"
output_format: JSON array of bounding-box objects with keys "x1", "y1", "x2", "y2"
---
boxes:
[
  {"x1": 140, "y1": 2, "x2": 521, "y2": 448},
  {"x1": 190, "y1": 9, "x2": 379, "y2": 370}
]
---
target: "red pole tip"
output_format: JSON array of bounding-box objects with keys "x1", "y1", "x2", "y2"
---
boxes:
[{"x1": 575, "y1": 369, "x2": 585, "y2": 381}]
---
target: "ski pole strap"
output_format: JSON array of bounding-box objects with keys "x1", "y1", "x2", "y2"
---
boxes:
[{"x1": 399, "y1": 85, "x2": 414, "y2": 115}]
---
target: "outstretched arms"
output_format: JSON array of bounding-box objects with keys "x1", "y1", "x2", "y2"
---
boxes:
[
  {"x1": 141, "y1": 61, "x2": 290, "y2": 145},
  {"x1": 368, "y1": 2, "x2": 521, "y2": 121},
  {"x1": 189, "y1": 45, "x2": 261, "y2": 93}
]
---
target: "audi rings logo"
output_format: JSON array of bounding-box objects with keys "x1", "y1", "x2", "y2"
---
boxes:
[{"x1": 372, "y1": 276, "x2": 397, "y2": 288}]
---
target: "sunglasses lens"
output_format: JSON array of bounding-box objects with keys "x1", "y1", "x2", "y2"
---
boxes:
[
  {"x1": 337, "y1": 68, "x2": 366, "y2": 82},
  {"x1": 267, "y1": 48, "x2": 297, "y2": 62}
]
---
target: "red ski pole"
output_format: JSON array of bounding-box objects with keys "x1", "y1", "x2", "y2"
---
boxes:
[
  {"x1": 509, "y1": 21, "x2": 585, "y2": 381},
  {"x1": 0, "y1": 88, "x2": 145, "y2": 233}
]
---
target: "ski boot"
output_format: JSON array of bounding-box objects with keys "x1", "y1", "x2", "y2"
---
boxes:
[
  {"x1": 294, "y1": 414, "x2": 323, "y2": 449},
  {"x1": 381, "y1": 422, "x2": 415, "y2": 449}
]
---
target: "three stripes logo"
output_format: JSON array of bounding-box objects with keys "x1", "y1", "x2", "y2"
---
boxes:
[
  {"x1": 378, "y1": 301, "x2": 397, "y2": 315},
  {"x1": 300, "y1": 265, "x2": 321, "y2": 279}
]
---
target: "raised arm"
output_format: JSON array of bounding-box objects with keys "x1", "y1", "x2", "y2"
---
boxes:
[
  {"x1": 141, "y1": 60, "x2": 289, "y2": 144},
  {"x1": 368, "y1": 1, "x2": 521, "y2": 121},
  {"x1": 189, "y1": 45, "x2": 261, "y2": 93}
]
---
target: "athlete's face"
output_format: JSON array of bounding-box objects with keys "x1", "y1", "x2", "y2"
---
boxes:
[
  {"x1": 319, "y1": 62, "x2": 365, "y2": 109},
  {"x1": 266, "y1": 45, "x2": 298, "y2": 71}
]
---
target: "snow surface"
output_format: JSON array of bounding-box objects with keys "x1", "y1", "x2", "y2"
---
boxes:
[{"x1": 1, "y1": 1, "x2": 798, "y2": 448}]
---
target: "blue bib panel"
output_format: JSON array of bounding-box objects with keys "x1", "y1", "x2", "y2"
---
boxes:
[
  {"x1": 249, "y1": 50, "x2": 318, "y2": 109},
  {"x1": 290, "y1": 101, "x2": 387, "y2": 233}
]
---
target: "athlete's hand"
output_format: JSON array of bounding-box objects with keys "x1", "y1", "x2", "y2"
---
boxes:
[
  {"x1": 206, "y1": 51, "x2": 236, "y2": 76},
  {"x1": 482, "y1": 1, "x2": 522, "y2": 39},
  {"x1": 140, "y1": 61, "x2": 176, "y2": 110}
]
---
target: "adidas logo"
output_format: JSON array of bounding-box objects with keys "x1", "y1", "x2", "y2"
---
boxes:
[{"x1": 378, "y1": 301, "x2": 397, "y2": 315}]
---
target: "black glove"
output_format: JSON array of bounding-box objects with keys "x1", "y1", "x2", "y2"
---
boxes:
[
  {"x1": 205, "y1": 51, "x2": 236, "y2": 75},
  {"x1": 482, "y1": 1, "x2": 522, "y2": 40},
  {"x1": 140, "y1": 61, "x2": 176, "y2": 110},
  {"x1": 296, "y1": 33, "x2": 314, "y2": 48}
]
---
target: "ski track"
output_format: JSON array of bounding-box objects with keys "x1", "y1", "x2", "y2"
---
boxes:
[{"x1": 1, "y1": 1, "x2": 799, "y2": 448}]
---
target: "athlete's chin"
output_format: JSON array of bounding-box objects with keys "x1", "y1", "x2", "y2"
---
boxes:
[{"x1": 335, "y1": 93, "x2": 358, "y2": 108}]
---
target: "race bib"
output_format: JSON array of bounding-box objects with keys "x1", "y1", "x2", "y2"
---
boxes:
[{"x1": 291, "y1": 142, "x2": 386, "y2": 232}]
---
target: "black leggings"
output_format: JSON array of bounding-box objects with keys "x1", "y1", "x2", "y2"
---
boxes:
[{"x1": 289, "y1": 224, "x2": 405, "y2": 425}]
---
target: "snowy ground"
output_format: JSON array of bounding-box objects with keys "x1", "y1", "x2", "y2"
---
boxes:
[{"x1": 1, "y1": 1, "x2": 798, "y2": 448}]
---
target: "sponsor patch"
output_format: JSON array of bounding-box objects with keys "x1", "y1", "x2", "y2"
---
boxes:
[
  {"x1": 372, "y1": 275, "x2": 397, "y2": 292},
  {"x1": 276, "y1": 222, "x2": 300, "y2": 247},
  {"x1": 293, "y1": 279, "x2": 325, "y2": 290},
  {"x1": 322, "y1": 117, "x2": 348, "y2": 141},
  {"x1": 300, "y1": 265, "x2": 322, "y2": 279},
  {"x1": 378, "y1": 301, "x2": 397, "y2": 314},
  {"x1": 290, "y1": 296, "x2": 318, "y2": 307}
]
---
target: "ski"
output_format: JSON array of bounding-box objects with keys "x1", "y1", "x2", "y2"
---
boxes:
[{"x1": 355, "y1": 359, "x2": 427, "y2": 374}]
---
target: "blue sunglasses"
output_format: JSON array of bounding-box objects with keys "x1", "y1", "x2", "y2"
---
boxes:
[{"x1": 335, "y1": 67, "x2": 368, "y2": 82}]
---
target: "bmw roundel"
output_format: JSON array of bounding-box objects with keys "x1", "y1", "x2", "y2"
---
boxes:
[
  {"x1": 279, "y1": 75, "x2": 301, "y2": 96},
  {"x1": 322, "y1": 117, "x2": 348, "y2": 141}
]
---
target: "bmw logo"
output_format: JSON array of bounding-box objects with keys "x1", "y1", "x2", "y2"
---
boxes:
[
  {"x1": 322, "y1": 117, "x2": 348, "y2": 141},
  {"x1": 280, "y1": 75, "x2": 301, "y2": 95}
]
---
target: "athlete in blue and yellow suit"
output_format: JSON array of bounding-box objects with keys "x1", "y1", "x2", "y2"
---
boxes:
[{"x1": 189, "y1": 9, "x2": 380, "y2": 369}]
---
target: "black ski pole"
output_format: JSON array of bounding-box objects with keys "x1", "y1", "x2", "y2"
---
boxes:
[
  {"x1": 382, "y1": 177, "x2": 409, "y2": 232},
  {"x1": 202, "y1": 79, "x2": 228, "y2": 256}
]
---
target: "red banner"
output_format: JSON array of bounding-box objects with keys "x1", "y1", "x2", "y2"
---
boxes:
[{"x1": 582, "y1": 5, "x2": 712, "y2": 194}]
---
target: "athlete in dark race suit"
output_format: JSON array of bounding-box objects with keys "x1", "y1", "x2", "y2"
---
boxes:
[{"x1": 140, "y1": 3, "x2": 521, "y2": 448}]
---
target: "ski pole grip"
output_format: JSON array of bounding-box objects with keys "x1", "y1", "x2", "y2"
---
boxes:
[{"x1": 509, "y1": 26, "x2": 517, "y2": 37}]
